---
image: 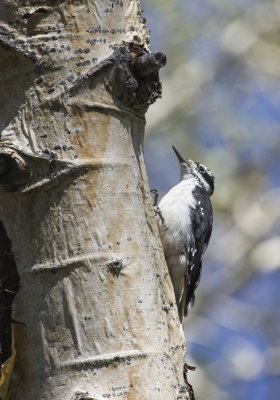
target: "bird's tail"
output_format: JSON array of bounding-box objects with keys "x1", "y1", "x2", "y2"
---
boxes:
[{"x1": 178, "y1": 288, "x2": 187, "y2": 323}]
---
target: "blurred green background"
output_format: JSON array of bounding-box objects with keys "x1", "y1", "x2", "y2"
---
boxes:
[{"x1": 142, "y1": 1, "x2": 280, "y2": 399}]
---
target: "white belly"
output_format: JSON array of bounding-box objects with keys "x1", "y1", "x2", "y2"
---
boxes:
[
  {"x1": 157, "y1": 179, "x2": 196, "y2": 257},
  {"x1": 156, "y1": 179, "x2": 196, "y2": 316}
]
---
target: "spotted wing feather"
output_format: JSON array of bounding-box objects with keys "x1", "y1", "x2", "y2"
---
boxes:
[{"x1": 185, "y1": 186, "x2": 213, "y2": 312}]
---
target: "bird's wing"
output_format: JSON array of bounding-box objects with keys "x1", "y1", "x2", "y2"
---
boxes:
[{"x1": 184, "y1": 188, "x2": 213, "y2": 312}]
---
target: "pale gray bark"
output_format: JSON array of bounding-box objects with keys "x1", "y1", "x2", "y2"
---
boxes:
[{"x1": 0, "y1": 1, "x2": 188, "y2": 399}]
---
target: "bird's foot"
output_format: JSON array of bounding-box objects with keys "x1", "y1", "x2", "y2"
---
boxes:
[
  {"x1": 154, "y1": 205, "x2": 166, "y2": 226},
  {"x1": 150, "y1": 188, "x2": 159, "y2": 206},
  {"x1": 150, "y1": 189, "x2": 166, "y2": 226}
]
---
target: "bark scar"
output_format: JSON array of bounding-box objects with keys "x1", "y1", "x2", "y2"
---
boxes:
[
  {"x1": 109, "y1": 43, "x2": 166, "y2": 112},
  {"x1": 0, "y1": 148, "x2": 30, "y2": 191},
  {"x1": 0, "y1": 144, "x2": 87, "y2": 193}
]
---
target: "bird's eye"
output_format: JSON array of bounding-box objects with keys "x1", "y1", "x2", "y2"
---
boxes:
[{"x1": 198, "y1": 165, "x2": 204, "y2": 173}]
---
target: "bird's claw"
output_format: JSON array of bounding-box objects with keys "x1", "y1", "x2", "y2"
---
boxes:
[
  {"x1": 154, "y1": 205, "x2": 166, "y2": 226},
  {"x1": 183, "y1": 362, "x2": 196, "y2": 400},
  {"x1": 154, "y1": 205, "x2": 161, "y2": 214},
  {"x1": 150, "y1": 188, "x2": 159, "y2": 207},
  {"x1": 150, "y1": 189, "x2": 166, "y2": 226}
]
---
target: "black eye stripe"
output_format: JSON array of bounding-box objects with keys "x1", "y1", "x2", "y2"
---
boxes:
[
  {"x1": 203, "y1": 172, "x2": 215, "y2": 194},
  {"x1": 200, "y1": 168, "x2": 208, "y2": 178},
  {"x1": 197, "y1": 164, "x2": 212, "y2": 177},
  {"x1": 196, "y1": 162, "x2": 205, "y2": 171},
  {"x1": 194, "y1": 162, "x2": 215, "y2": 195},
  {"x1": 195, "y1": 166, "x2": 214, "y2": 193}
]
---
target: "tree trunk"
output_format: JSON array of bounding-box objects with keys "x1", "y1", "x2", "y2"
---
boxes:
[{"x1": 0, "y1": 1, "x2": 187, "y2": 399}]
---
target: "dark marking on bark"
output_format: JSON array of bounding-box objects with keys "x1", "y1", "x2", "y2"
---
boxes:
[
  {"x1": 162, "y1": 304, "x2": 171, "y2": 313},
  {"x1": 133, "y1": 70, "x2": 163, "y2": 109},
  {"x1": 71, "y1": 392, "x2": 94, "y2": 400},
  {"x1": 107, "y1": 259, "x2": 124, "y2": 277},
  {"x1": 0, "y1": 222, "x2": 20, "y2": 365},
  {"x1": 22, "y1": 8, "x2": 49, "y2": 20},
  {"x1": 41, "y1": 149, "x2": 58, "y2": 160},
  {"x1": 67, "y1": 351, "x2": 147, "y2": 372},
  {"x1": 0, "y1": 146, "x2": 87, "y2": 193},
  {"x1": 109, "y1": 47, "x2": 138, "y2": 105}
]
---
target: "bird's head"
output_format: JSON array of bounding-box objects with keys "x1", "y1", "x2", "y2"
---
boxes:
[{"x1": 172, "y1": 145, "x2": 215, "y2": 196}]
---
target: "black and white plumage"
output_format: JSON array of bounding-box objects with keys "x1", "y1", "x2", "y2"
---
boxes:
[{"x1": 155, "y1": 146, "x2": 214, "y2": 321}]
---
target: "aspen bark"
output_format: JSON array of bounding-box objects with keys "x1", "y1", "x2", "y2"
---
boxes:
[{"x1": 0, "y1": 1, "x2": 188, "y2": 399}]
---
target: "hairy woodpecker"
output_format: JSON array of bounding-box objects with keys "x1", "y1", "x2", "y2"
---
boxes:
[{"x1": 154, "y1": 146, "x2": 214, "y2": 321}]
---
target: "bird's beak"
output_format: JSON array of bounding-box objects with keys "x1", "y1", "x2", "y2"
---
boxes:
[{"x1": 172, "y1": 145, "x2": 188, "y2": 164}]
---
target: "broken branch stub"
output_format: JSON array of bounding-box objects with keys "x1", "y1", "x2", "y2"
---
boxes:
[
  {"x1": 132, "y1": 52, "x2": 167, "y2": 78},
  {"x1": 109, "y1": 45, "x2": 166, "y2": 112}
]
